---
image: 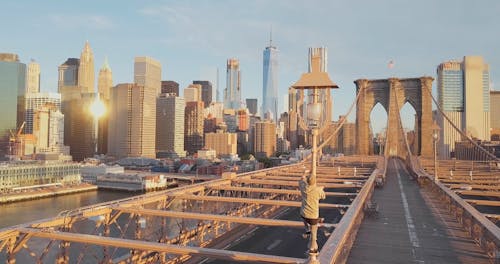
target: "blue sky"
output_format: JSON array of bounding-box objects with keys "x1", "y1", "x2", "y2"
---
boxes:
[{"x1": 1, "y1": 0, "x2": 499, "y2": 133}]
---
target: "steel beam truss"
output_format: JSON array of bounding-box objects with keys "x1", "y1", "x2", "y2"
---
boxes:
[{"x1": 0, "y1": 158, "x2": 376, "y2": 263}]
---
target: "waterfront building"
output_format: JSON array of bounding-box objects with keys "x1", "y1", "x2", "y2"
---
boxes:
[
  {"x1": 0, "y1": 161, "x2": 80, "y2": 193},
  {"x1": 437, "y1": 56, "x2": 491, "y2": 158},
  {"x1": 0, "y1": 53, "x2": 26, "y2": 158},
  {"x1": 161, "y1": 80, "x2": 179, "y2": 96},
  {"x1": 26, "y1": 60, "x2": 40, "y2": 94},
  {"x1": 254, "y1": 121, "x2": 276, "y2": 158},
  {"x1": 80, "y1": 164, "x2": 124, "y2": 184},
  {"x1": 78, "y1": 41, "x2": 95, "y2": 94},
  {"x1": 108, "y1": 83, "x2": 156, "y2": 159},
  {"x1": 184, "y1": 101, "x2": 204, "y2": 155},
  {"x1": 246, "y1": 98, "x2": 258, "y2": 116},
  {"x1": 134, "y1": 56, "x2": 161, "y2": 95},
  {"x1": 193, "y1": 80, "x2": 213, "y2": 108},
  {"x1": 156, "y1": 94, "x2": 186, "y2": 158},
  {"x1": 204, "y1": 130, "x2": 237, "y2": 156},
  {"x1": 262, "y1": 37, "x2": 279, "y2": 121},
  {"x1": 224, "y1": 58, "x2": 241, "y2": 110}
]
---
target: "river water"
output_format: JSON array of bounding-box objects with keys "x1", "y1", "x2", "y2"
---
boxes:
[{"x1": 0, "y1": 190, "x2": 136, "y2": 229}]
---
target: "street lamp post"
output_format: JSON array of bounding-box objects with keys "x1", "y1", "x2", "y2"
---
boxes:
[
  {"x1": 431, "y1": 121, "x2": 441, "y2": 182},
  {"x1": 292, "y1": 54, "x2": 338, "y2": 261}
]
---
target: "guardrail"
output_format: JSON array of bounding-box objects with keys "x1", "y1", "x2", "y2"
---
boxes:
[
  {"x1": 408, "y1": 156, "x2": 500, "y2": 262},
  {"x1": 318, "y1": 156, "x2": 386, "y2": 263}
]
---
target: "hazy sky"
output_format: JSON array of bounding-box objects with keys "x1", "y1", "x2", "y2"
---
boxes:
[{"x1": 1, "y1": 0, "x2": 499, "y2": 133}]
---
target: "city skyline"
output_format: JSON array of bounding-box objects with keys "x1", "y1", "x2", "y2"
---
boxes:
[{"x1": 1, "y1": 1, "x2": 499, "y2": 133}]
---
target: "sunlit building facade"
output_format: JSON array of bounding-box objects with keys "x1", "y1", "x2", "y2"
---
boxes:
[
  {"x1": 108, "y1": 83, "x2": 155, "y2": 159},
  {"x1": 156, "y1": 94, "x2": 186, "y2": 157},
  {"x1": 78, "y1": 41, "x2": 95, "y2": 94},
  {"x1": 254, "y1": 121, "x2": 276, "y2": 158}
]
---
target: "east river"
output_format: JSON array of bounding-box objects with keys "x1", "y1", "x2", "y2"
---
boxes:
[{"x1": 0, "y1": 190, "x2": 136, "y2": 229}]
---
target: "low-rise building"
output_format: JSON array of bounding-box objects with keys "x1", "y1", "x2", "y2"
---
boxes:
[{"x1": 0, "y1": 161, "x2": 81, "y2": 193}]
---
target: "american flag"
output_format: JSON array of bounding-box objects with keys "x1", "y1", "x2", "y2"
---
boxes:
[{"x1": 388, "y1": 60, "x2": 395, "y2": 69}]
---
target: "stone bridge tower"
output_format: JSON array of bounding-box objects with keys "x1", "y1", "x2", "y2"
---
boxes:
[{"x1": 355, "y1": 77, "x2": 434, "y2": 158}]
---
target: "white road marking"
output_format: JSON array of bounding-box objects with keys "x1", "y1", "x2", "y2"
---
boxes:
[
  {"x1": 266, "y1": 239, "x2": 282, "y2": 251},
  {"x1": 394, "y1": 160, "x2": 425, "y2": 264}
]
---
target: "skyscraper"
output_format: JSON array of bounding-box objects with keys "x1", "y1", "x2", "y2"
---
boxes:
[
  {"x1": 185, "y1": 101, "x2": 204, "y2": 155},
  {"x1": 78, "y1": 41, "x2": 95, "y2": 93},
  {"x1": 193, "y1": 80, "x2": 213, "y2": 108},
  {"x1": 246, "y1": 98, "x2": 258, "y2": 116},
  {"x1": 134, "y1": 56, "x2": 161, "y2": 95},
  {"x1": 97, "y1": 57, "x2": 113, "y2": 154},
  {"x1": 98, "y1": 57, "x2": 113, "y2": 101},
  {"x1": 108, "y1": 83, "x2": 155, "y2": 158},
  {"x1": 58, "y1": 58, "x2": 79, "y2": 92},
  {"x1": 33, "y1": 103, "x2": 69, "y2": 155},
  {"x1": 437, "y1": 56, "x2": 491, "y2": 158},
  {"x1": 224, "y1": 58, "x2": 241, "y2": 110},
  {"x1": 161, "y1": 81, "x2": 179, "y2": 96},
  {"x1": 0, "y1": 53, "x2": 26, "y2": 158},
  {"x1": 262, "y1": 37, "x2": 278, "y2": 121},
  {"x1": 156, "y1": 94, "x2": 186, "y2": 157},
  {"x1": 134, "y1": 56, "x2": 161, "y2": 156},
  {"x1": 58, "y1": 42, "x2": 97, "y2": 161},
  {"x1": 26, "y1": 60, "x2": 40, "y2": 94}
]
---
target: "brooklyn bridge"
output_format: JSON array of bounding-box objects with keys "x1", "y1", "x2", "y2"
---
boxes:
[{"x1": 0, "y1": 76, "x2": 499, "y2": 263}]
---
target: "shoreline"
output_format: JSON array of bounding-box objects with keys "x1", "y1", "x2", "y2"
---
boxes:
[{"x1": 0, "y1": 184, "x2": 98, "y2": 204}]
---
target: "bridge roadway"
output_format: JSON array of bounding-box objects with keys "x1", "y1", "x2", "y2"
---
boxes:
[{"x1": 347, "y1": 158, "x2": 490, "y2": 264}]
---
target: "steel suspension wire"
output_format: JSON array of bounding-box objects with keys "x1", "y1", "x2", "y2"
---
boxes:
[
  {"x1": 392, "y1": 88, "x2": 414, "y2": 157},
  {"x1": 318, "y1": 89, "x2": 363, "y2": 150},
  {"x1": 422, "y1": 85, "x2": 499, "y2": 161}
]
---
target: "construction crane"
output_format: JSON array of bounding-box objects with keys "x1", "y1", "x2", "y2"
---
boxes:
[{"x1": 8, "y1": 121, "x2": 26, "y2": 159}]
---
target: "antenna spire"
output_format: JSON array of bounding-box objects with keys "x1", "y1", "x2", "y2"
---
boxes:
[{"x1": 269, "y1": 25, "x2": 273, "y2": 47}]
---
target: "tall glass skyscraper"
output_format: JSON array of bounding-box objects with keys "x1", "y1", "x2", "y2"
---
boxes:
[
  {"x1": 262, "y1": 39, "x2": 278, "y2": 121},
  {"x1": 437, "y1": 56, "x2": 490, "y2": 158},
  {"x1": 224, "y1": 58, "x2": 241, "y2": 110},
  {"x1": 0, "y1": 53, "x2": 26, "y2": 158}
]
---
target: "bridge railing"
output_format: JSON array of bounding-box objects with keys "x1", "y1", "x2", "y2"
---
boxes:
[
  {"x1": 408, "y1": 157, "x2": 500, "y2": 262},
  {"x1": 318, "y1": 156, "x2": 386, "y2": 263}
]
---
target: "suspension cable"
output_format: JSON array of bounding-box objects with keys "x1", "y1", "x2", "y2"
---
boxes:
[{"x1": 422, "y1": 84, "x2": 499, "y2": 161}]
